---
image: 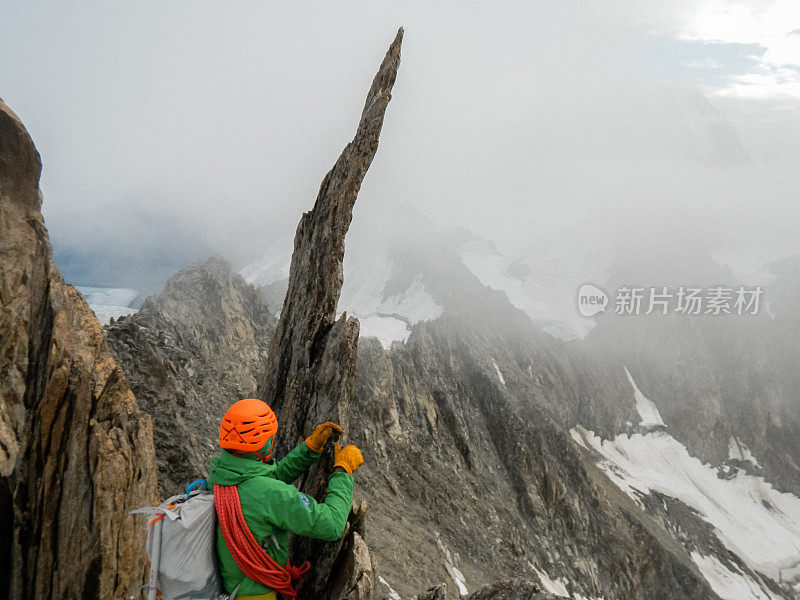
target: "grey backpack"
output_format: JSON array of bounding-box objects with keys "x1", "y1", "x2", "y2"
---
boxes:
[{"x1": 131, "y1": 480, "x2": 235, "y2": 600}]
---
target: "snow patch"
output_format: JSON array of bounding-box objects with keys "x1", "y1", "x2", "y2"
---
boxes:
[
  {"x1": 728, "y1": 437, "x2": 761, "y2": 468},
  {"x1": 492, "y1": 359, "x2": 506, "y2": 385},
  {"x1": 338, "y1": 251, "x2": 442, "y2": 347},
  {"x1": 458, "y1": 234, "x2": 610, "y2": 341},
  {"x1": 378, "y1": 576, "x2": 402, "y2": 600},
  {"x1": 690, "y1": 552, "x2": 781, "y2": 600},
  {"x1": 244, "y1": 248, "x2": 442, "y2": 348},
  {"x1": 624, "y1": 368, "x2": 665, "y2": 428},
  {"x1": 531, "y1": 566, "x2": 569, "y2": 597},
  {"x1": 570, "y1": 425, "x2": 800, "y2": 590},
  {"x1": 77, "y1": 286, "x2": 139, "y2": 325},
  {"x1": 449, "y1": 565, "x2": 468, "y2": 597},
  {"x1": 371, "y1": 273, "x2": 442, "y2": 325},
  {"x1": 357, "y1": 315, "x2": 410, "y2": 349},
  {"x1": 435, "y1": 532, "x2": 468, "y2": 597}
]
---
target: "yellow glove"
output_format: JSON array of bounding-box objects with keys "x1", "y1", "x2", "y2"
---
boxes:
[
  {"x1": 305, "y1": 422, "x2": 344, "y2": 454},
  {"x1": 333, "y1": 443, "x2": 363, "y2": 475}
]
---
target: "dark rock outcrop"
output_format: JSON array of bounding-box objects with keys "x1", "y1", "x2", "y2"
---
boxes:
[
  {"x1": 414, "y1": 586, "x2": 447, "y2": 600},
  {"x1": 407, "y1": 580, "x2": 564, "y2": 599},
  {"x1": 467, "y1": 580, "x2": 560, "y2": 600},
  {"x1": 254, "y1": 28, "x2": 403, "y2": 600},
  {"x1": 105, "y1": 256, "x2": 275, "y2": 494},
  {"x1": 0, "y1": 99, "x2": 157, "y2": 599}
]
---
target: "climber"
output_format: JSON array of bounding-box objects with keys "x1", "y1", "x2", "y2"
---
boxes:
[{"x1": 208, "y1": 398, "x2": 363, "y2": 600}]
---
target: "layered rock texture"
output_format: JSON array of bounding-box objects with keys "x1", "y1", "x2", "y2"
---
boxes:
[
  {"x1": 0, "y1": 99, "x2": 157, "y2": 599},
  {"x1": 408, "y1": 581, "x2": 559, "y2": 600},
  {"x1": 105, "y1": 255, "x2": 275, "y2": 494}
]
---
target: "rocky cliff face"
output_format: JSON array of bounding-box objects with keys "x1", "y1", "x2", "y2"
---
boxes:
[
  {"x1": 468, "y1": 580, "x2": 561, "y2": 600},
  {"x1": 104, "y1": 255, "x2": 275, "y2": 494},
  {"x1": 0, "y1": 99, "x2": 157, "y2": 599}
]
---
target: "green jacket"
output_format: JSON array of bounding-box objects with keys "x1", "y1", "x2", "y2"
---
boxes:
[{"x1": 207, "y1": 442, "x2": 353, "y2": 596}]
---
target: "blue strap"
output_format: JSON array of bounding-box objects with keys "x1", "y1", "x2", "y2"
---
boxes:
[{"x1": 185, "y1": 478, "x2": 207, "y2": 495}]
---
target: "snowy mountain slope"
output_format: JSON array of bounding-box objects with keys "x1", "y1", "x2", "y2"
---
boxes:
[
  {"x1": 587, "y1": 260, "x2": 800, "y2": 500},
  {"x1": 239, "y1": 243, "x2": 292, "y2": 289},
  {"x1": 337, "y1": 247, "x2": 443, "y2": 347},
  {"x1": 571, "y1": 374, "x2": 800, "y2": 599},
  {"x1": 242, "y1": 245, "x2": 444, "y2": 348},
  {"x1": 240, "y1": 203, "x2": 457, "y2": 348},
  {"x1": 240, "y1": 202, "x2": 788, "y2": 347}
]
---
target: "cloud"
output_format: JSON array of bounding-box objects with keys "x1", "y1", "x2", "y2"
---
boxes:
[
  {"x1": 719, "y1": 66, "x2": 800, "y2": 98},
  {"x1": 2, "y1": 2, "x2": 798, "y2": 293},
  {"x1": 684, "y1": 58, "x2": 724, "y2": 68},
  {"x1": 678, "y1": 0, "x2": 800, "y2": 97}
]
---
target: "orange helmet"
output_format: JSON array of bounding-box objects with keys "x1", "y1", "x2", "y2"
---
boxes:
[{"x1": 219, "y1": 399, "x2": 278, "y2": 459}]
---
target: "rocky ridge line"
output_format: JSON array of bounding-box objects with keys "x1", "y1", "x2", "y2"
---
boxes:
[{"x1": 105, "y1": 255, "x2": 275, "y2": 495}]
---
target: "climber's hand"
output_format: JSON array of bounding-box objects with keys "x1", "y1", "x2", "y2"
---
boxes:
[
  {"x1": 333, "y1": 443, "x2": 363, "y2": 475},
  {"x1": 305, "y1": 422, "x2": 345, "y2": 454}
]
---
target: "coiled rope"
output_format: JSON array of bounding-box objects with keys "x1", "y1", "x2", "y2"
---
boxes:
[{"x1": 214, "y1": 484, "x2": 311, "y2": 599}]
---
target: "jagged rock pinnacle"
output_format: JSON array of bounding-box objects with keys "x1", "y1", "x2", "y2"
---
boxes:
[
  {"x1": 255, "y1": 28, "x2": 402, "y2": 600},
  {"x1": 258, "y1": 27, "x2": 402, "y2": 414}
]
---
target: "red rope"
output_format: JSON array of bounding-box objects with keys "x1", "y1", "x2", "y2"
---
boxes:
[{"x1": 215, "y1": 484, "x2": 311, "y2": 599}]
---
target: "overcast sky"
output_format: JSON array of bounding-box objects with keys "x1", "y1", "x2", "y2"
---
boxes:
[{"x1": 2, "y1": 1, "x2": 799, "y2": 291}]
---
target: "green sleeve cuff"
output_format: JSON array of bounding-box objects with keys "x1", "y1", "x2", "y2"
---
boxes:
[{"x1": 303, "y1": 440, "x2": 321, "y2": 457}]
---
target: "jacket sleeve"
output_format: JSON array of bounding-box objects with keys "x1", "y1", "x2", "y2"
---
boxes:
[
  {"x1": 263, "y1": 472, "x2": 353, "y2": 541},
  {"x1": 273, "y1": 441, "x2": 320, "y2": 484}
]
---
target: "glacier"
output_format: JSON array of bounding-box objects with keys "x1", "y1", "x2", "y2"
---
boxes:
[{"x1": 77, "y1": 286, "x2": 139, "y2": 325}]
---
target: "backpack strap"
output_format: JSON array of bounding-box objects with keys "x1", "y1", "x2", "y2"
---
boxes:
[{"x1": 226, "y1": 582, "x2": 242, "y2": 600}]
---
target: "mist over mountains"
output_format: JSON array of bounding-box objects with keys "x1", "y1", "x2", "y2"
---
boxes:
[
  {"x1": 44, "y1": 46, "x2": 800, "y2": 300},
  {"x1": 5, "y1": 5, "x2": 800, "y2": 599}
]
